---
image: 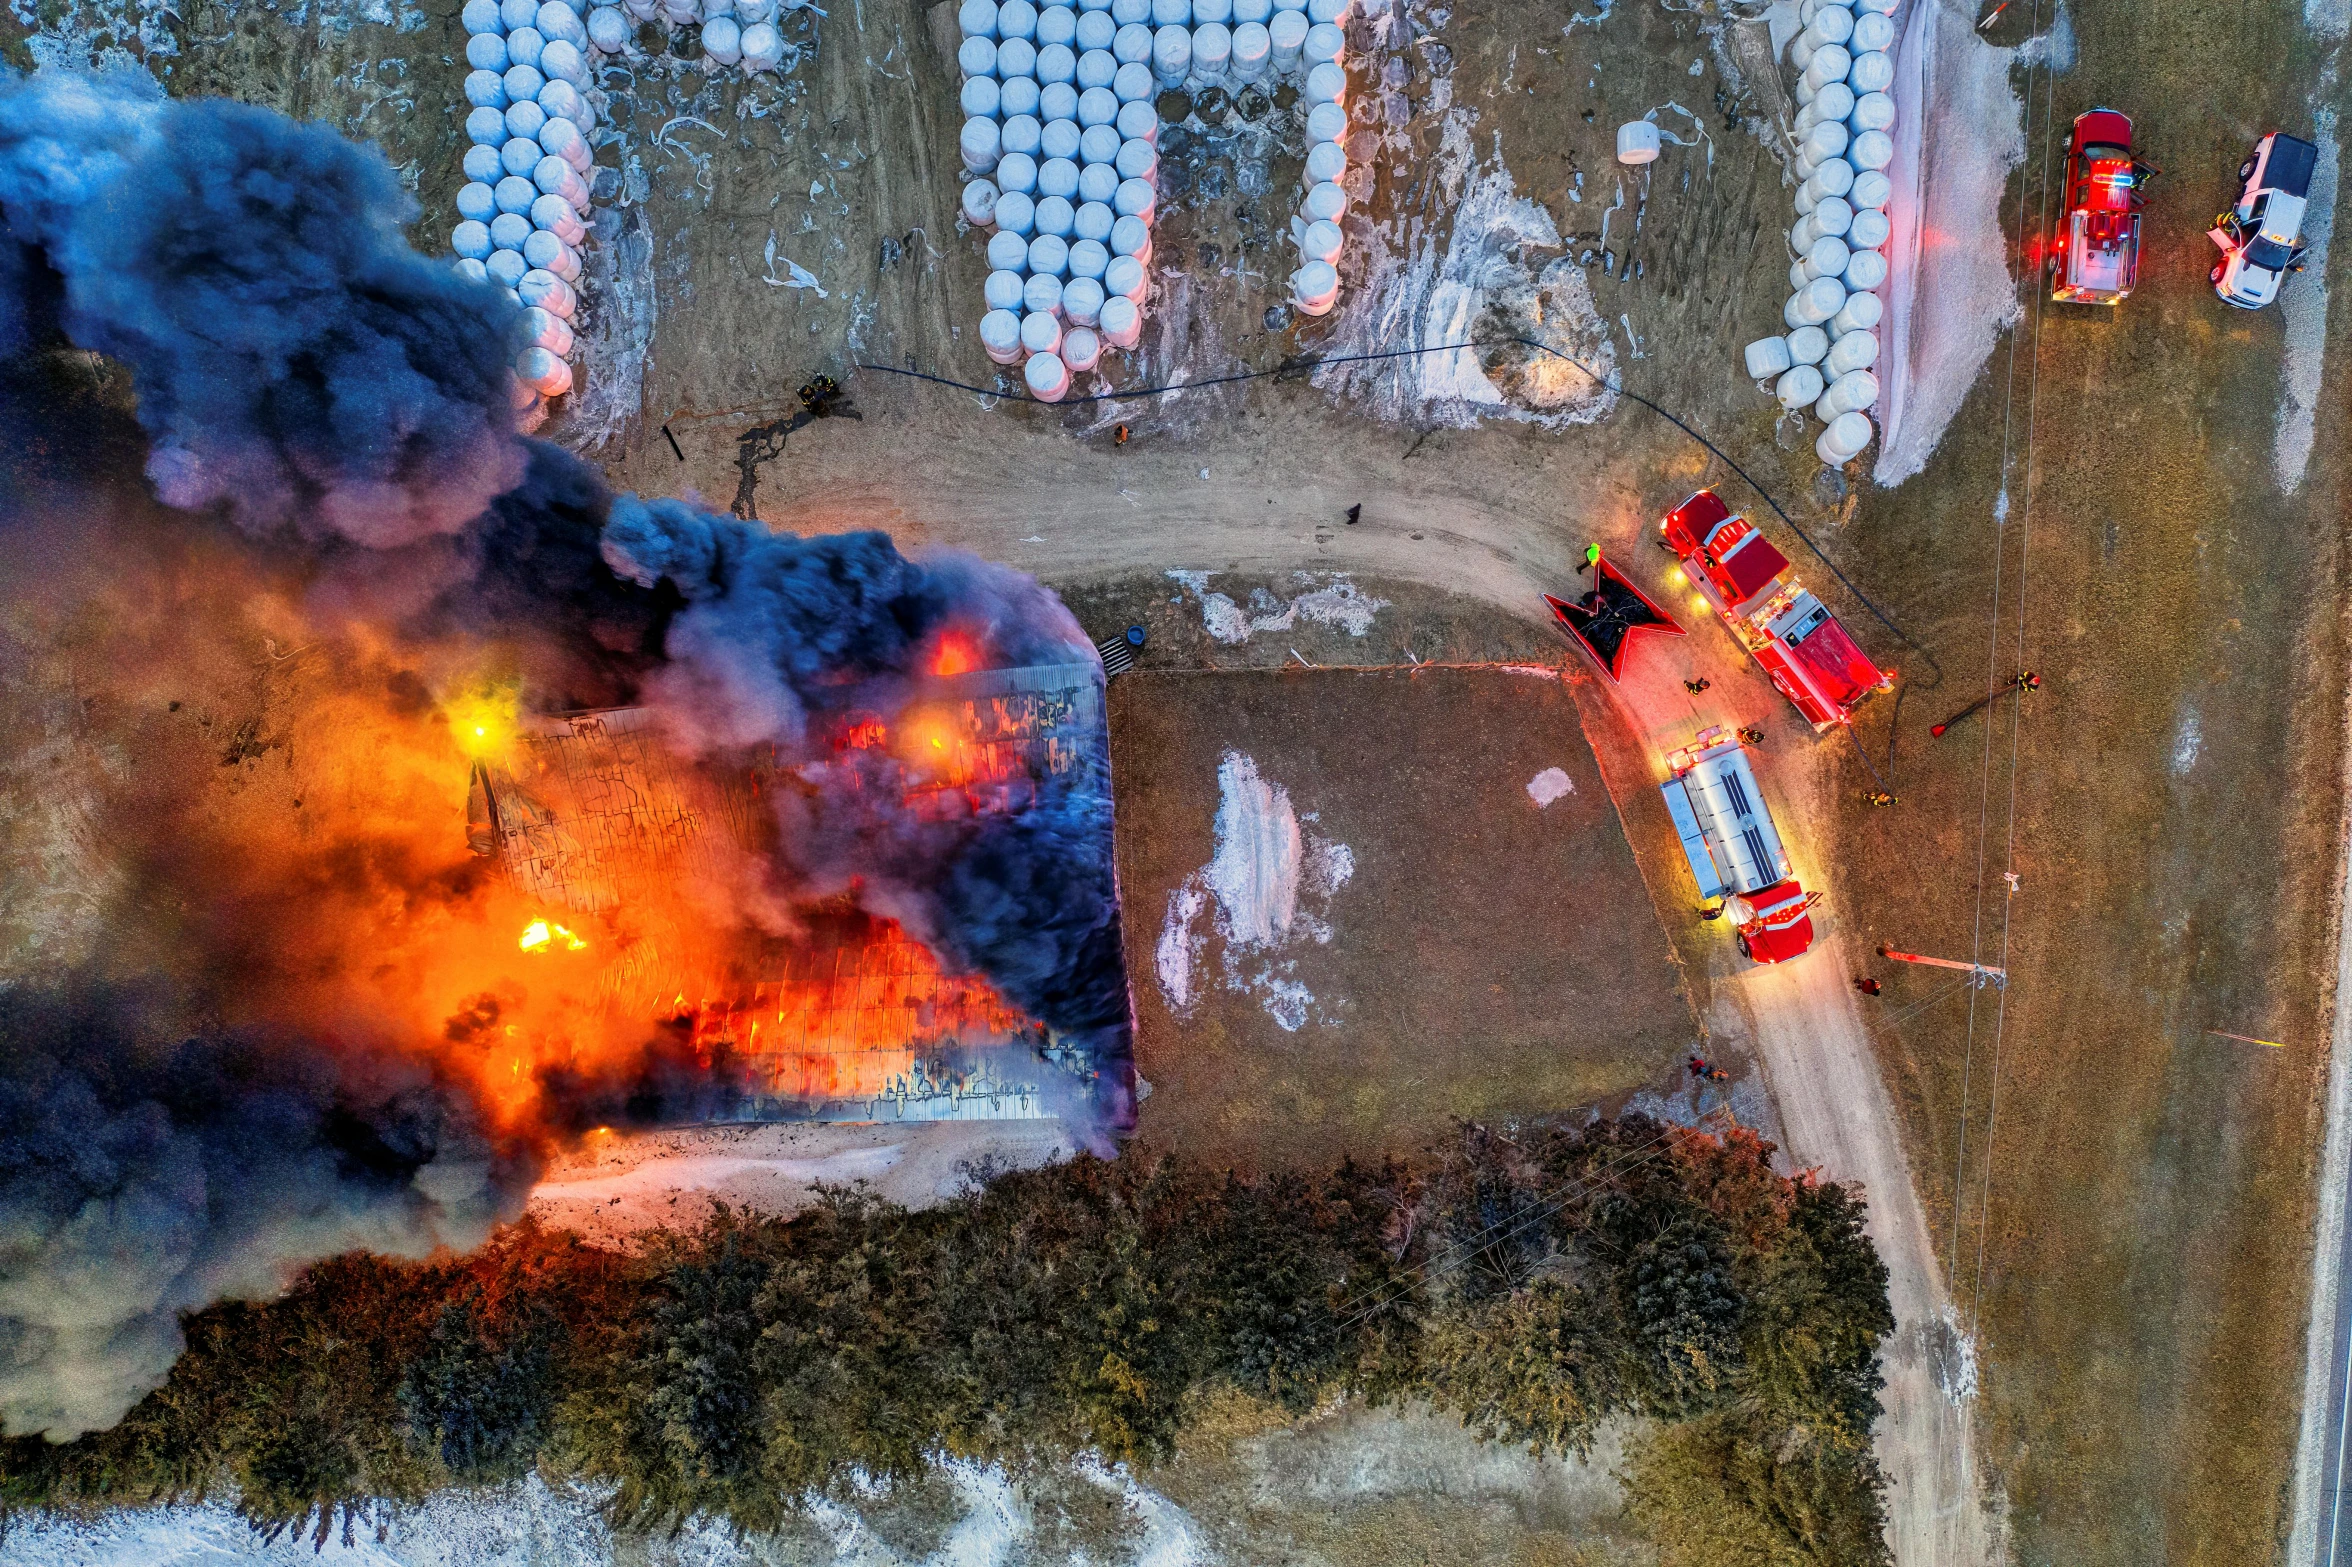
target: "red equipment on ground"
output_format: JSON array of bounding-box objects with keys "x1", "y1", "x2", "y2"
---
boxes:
[
  {"x1": 1659, "y1": 491, "x2": 1894, "y2": 731},
  {"x1": 2050, "y1": 108, "x2": 2153, "y2": 306},
  {"x1": 1544, "y1": 552, "x2": 1685, "y2": 681}
]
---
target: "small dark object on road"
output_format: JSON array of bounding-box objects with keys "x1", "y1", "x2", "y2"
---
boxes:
[
  {"x1": 661, "y1": 423, "x2": 685, "y2": 462},
  {"x1": 1113, "y1": 423, "x2": 1131, "y2": 445},
  {"x1": 1866, "y1": 790, "x2": 1898, "y2": 807},
  {"x1": 1684, "y1": 676, "x2": 1712, "y2": 694},
  {"x1": 1345, "y1": 504, "x2": 1360, "y2": 525},
  {"x1": 1700, "y1": 901, "x2": 1724, "y2": 922},
  {"x1": 1737, "y1": 725, "x2": 1765, "y2": 745},
  {"x1": 1855, "y1": 977, "x2": 1882, "y2": 997}
]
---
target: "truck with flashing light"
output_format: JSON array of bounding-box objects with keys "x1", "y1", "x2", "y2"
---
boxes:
[
  {"x1": 2210, "y1": 130, "x2": 2317, "y2": 310},
  {"x1": 1660, "y1": 727, "x2": 1819, "y2": 965},
  {"x1": 2051, "y1": 108, "x2": 2152, "y2": 305},
  {"x1": 1660, "y1": 490, "x2": 1894, "y2": 732}
]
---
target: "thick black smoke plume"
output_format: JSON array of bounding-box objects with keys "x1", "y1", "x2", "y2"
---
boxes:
[{"x1": 0, "y1": 72, "x2": 1130, "y2": 1438}]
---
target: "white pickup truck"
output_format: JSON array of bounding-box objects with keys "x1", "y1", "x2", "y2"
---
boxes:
[{"x1": 2210, "y1": 132, "x2": 2316, "y2": 310}]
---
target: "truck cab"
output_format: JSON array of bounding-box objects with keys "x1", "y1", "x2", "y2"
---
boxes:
[
  {"x1": 1659, "y1": 727, "x2": 1818, "y2": 964},
  {"x1": 2052, "y1": 109, "x2": 2151, "y2": 305},
  {"x1": 1660, "y1": 490, "x2": 1893, "y2": 732},
  {"x1": 2211, "y1": 131, "x2": 2316, "y2": 310}
]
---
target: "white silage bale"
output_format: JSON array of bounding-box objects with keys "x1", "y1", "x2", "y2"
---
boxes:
[
  {"x1": 487, "y1": 247, "x2": 530, "y2": 287},
  {"x1": 704, "y1": 17, "x2": 742, "y2": 62},
  {"x1": 465, "y1": 69, "x2": 509, "y2": 108},
  {"x1": 996, "y1": 35, "x2": 1038, "y2": 75},
  {"x1": 1077, "y1": 47, "x2": 1115, "y2": 87},
  {"x1": 1802, "y1": 158, "x2": 1855, "y2": 205},
  {"x1": 987, "y1": 228, "x2": 1031, "y2": 270},
  {"x1": 456, "y1": 256, "x2": 492, "y2": 284},
  {"x1": 1104, "y1": 252, "x2": 1146, "y2": 299},
  {"x1": 1855, "y1": 0, "x2": 1895, "y2": 11},
  {"x1": 1776, "y1": 363, "x2": 1824, "y2": 411},
  {"x1": 1020, "y1": 310, "x2": 1062, "y2": 355},
  {"x1": 489, "y1": 210, "x2": 533, "y2": 250},
  {"x1": 1829, "y1": 289, "x2": 1882, "y2": 335},
  {"x1": 1035, "y1": 191, "x2": 1077, "y2": 235},
  {"x1": 1149, "y1": 0, "x2": 1186, "y2": 23},
  {"x1": 587, "y1": 4, "x2": 630, "y2": 47},
  {"x1": 466, "y1": 31, "x2": 510, "y2": 69},
  {"x1": 535, "y1": 154, "x2": 591, "y2": 207},
  {"x1": 1114, "y1": 139, "x2": 1156, "y2": 185},
  {"x1": 1075, "y1": 199, "x2": 1115, "y2": 240},
  {"x1": 1825, "y1": 329, "x2": 1878, "y2": 375},
  {"x1": 1076, "y1": 8, "x2": 1113, "y2": 44},
  {"x1": 963, "y1": 178, "x2": 1003, "y2": 225},
  {"x1": 623, "y1": 0, "x2": 657, "y2": 17},
  {"x1": 532, "y1": 192, "x2": 587, "y2": 243},
  {"x1": 1024, "y1": 271, "x2": 1065, "y2": 316},
  {"x1": 1299, "y1": 218, "x2": 1342, "y2": 264},
  {"x1": 997, "y1": 151, "x2": 1038, "y2": 193},
  {"x1": 1116, "y1": 97, "x2": 1155, "y2": 140},
  {"x1": 539, "y1": 115, "x2": 593, "y2": 173},
  {"x1": 1078, "y1": 161, "x2": 1118, "y2": 202},
  {"x1": 503, "y1": 63, "x2": 545, "y2": 102},
  {"x1": 1028, "y1": 231, "x2": 1071, "y2": 276},
  {"x1": 1800, "y1": 4, "x2": 1851, "y2": 49},
  {"x1": 1789, "y1": 258, "x2": 1811, "y2": 291},
  {"x1": 465, "y1": 0, "x2": 506, "y2": 28},
  {"x1": 524, "y1": 228, "x2": 582, "y2": 279},
  {"x1": 1305, "y1": 99, "x2": 1346, "y2": 142},
  {"x1": 1192, "y1": 22, "x2": 1230, "y2": 79},
  {"x1": 1849, "y1": 90, "x2": 1895, "y2": 135},
  {"x1": 981, "y1": 308, "x2": 1026, "y2": 362},
  {"x1": 1811, "y1": 195, "x2": 1854, "y2": 238},
  {"x1": 467, "y1": 106, "x2": 510, "y2": 144},
  {"x1": 996, "y1": 189, "x2": 1037, "y2": 234},
  {"x1": 1113, "y1": 177, "x2": 1155, "y2": 224},
  {"x1": 1063, "y1": 276, "x2": 1106, "y2": 324},
  {"x1": 517, "y1": 346, "x2": 574, "y2": 397},
  {"x1": 503, "y1": 0, "x2": 539, "y2": 25},
  {"x1": 985, "y1": 268, "x2": 1027, "y2": 311},
  {"x1": 1292, "y1": 259, "x2": 1340, "y2": 315},
  {"x1": 1801, "y1": 44, "x2": 1850, "y2": 92},
  {"x1": 539, "y1": 2, "x2": 588, "y2": 43},
  {"x1": 1302, "y1": 180, "x2": 1346, "y2": 222},
  {"x1": 506, "y1": 25, "x2": 545, "y2": 67},
  {"x1": 1304, "y1": 59, "x2": 1345, "y2": 105},
  {"x1": 1038, "y1": 3, "x2": 1077, "y2": 44},
  {"x1": 495, "y1": 173, "x2": 539, "y2": 212},
  {"x1": 1230, "y1": 20, "x2": 1269, "y2": 77},
  {"x1": 960, "y1": 35, "x2": 999, "y2": 75},
  {"x1": 1111, "y1": 0, "x2": 1147, "y2": 19},
  {"x1": 1850, "y1": 169, "x2": 1892, "y2": 210},
  {"x1": 1151, "y1": 23, "x2": 1190, "y2": 82},
  {"x1": 458, "y1": 182, "x2": 499, "y2": 222},
  {"x1": 1113, "y1": 18, "x2": 1151, "y2": 59},
  {"x1": 1002, "y1": 113, "x2": 1043, "y2": 157},
  {"x1": 1302, "y1": 18, "x2": 1342, "y2": 64},
  {"x1": 1061, "y1": 326, "x2": 1103, "y2": 371},
  {"x1": 505, "y1": 99, "x2": 547, "y2": 140},
  {"x1": 1110, "y1": 211, "x2": 1150, "y2": 256},
  {"x1": 1744, "y1": 336, "x2": 1793, "y2": 379},
  {"x1": 1850, "y1": 128, "x2": 1894, "y2": 171},
  {"x1": 1796, "y1": 81, "x2": 1854, "y2": 134},
  {"x1": 520, "y1": 268, "x2": 578, "y2": 317},
  {"x1": 452, "y1": 220, "x2": 495, "y2": 259},
  {"x1": 1107, "y1": 61, "x2": 1150, "y2": 101},
  {"x1": 1843, "y1": 248, "x2": 1888, "y2": 291},
  {"x1": 520, "y1": 305, "x2": 576, "y2": 356},
  {"x1": 1851, "y1": 9, "x2": 1893, "y2": 53},
  {"x1": 1800, "y1": 121, "x2": 1849, "y2": 169},
  {"x1": 963, "y1": 76, "x2": 1002, "y2": 116},
  {"x1": 1077, "y1": 120, "x2": 1118, "y2": 162},
  {"x1": 1816, "y1": 411, "x2": 1873, "y2": 464},
  {"x1": 962, "y1": 116, "x2": 1004, "y2": 171},
  {"x1": 1785, "y1": 276, "x2": 1846, "y2": 327},
  {"x1": 1077, "y1": 84, "x2": 1118, "y2": 122},
  {"x1": 464, "y1": 143, "x2": 505, "y2": 182},
  {"x1": 739, "y1": 22, "x2": 784, "y2": 69},
  {"x1": 1848, "y1": 50, "x2": 1893, "y2": 94},
  {"x1": 1821, "y1": 368, "x2": 1879, "y2": 416},
  {"x1": 1268, "y1": 9, "x2": 1305, "y2": 70},
  {"x1": 539, "y1": 78, "x2": 591, "y2": 127},
  {"x1": 1785, "y1": 324, "x2": 1828, "y2": 365},
  {"x1": 1001, "y1": 0, "x2": 1040, "y2": 33},
  {"x1": 1848, "y1": 208, "x2": 1890, "y2": 251},
  {"x1": 1025, "y1": 351, "x2": 1072, "y2": 400}
]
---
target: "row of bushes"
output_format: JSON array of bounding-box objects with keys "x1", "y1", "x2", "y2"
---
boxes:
[{"x1": 2, "y1": 1118, "x2": 1895, "y2": 1563}]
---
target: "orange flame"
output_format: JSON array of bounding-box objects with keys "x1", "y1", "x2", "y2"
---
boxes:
[
  {"x1": 930, "y1": 630, "x2": 983, "y2": 677},
  {"x1": 518, "y1": 918, "x2": 586, "y2": 953}
]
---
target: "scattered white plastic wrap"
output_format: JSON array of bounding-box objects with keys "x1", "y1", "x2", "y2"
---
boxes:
[
  {"x1": 1748, "y1": 0, "x2": 1897, "y2": 466},
  {"x1": 956, "y1": 0, "x2": 1355, "y2": 388}
]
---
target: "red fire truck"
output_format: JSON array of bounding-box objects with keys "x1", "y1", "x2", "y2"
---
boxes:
[
  {"x1": 1659, "y1": 490, "x2": 1893, "y2": 732},
  {"x1": 2050, "y1": 108, "x2": 2151, "y2": 306},
  {"x1": 1660, "y1": 726, "x2": 1818, "y2": 964}
]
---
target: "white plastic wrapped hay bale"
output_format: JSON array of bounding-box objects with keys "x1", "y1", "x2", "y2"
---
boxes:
[
  {"x1": 962, "y1": 177, "x2": 1002, "y2": 225},
  {"x1": 703, "y1": 17, "x2": 743, "y2": 63},
  {"x1": 1816, "y1": 411, "x2": 1873, "y2": 464},
  {"x1": 1099, "y1": 294, "x2": 1142, "y2": 345},
  {"x1": 516, "y1": 344, "x2": 574, "y2": 396},
  {"x1": 1025, "y1": 351, "x2": 1072, "y2": 400},
  {"x1": 1784, "y1": 325, "x2": 1828, "y2": 366},
  {"x1": 1824, "y1": 329, "x2": 1878, "y2": 376},
  {"x1": 1292, "y1": 258, "x2": 1339, "y2": 315},
  {"x1": 1743, "y1": 336, "x2": 1792, "y2": 381},
  {"x1": 520, "y1": 268, "x2": 578, "y2": 317},
  {"x1": 1061, "y1": 325, "x2": 1103, "y2": 371},
  {"x1": 1104, "y1": 252, "x2": 1147, "y2": 301},
  {"x1": 980, "y1": 308, "x2": 1026, "y2": 362},
  {"x1": 1776, "y1": 363, "x2": 1824, "y2": 411},
  {"x1": 985, "y1": 269, "x2": 1027, "y2": 312}
]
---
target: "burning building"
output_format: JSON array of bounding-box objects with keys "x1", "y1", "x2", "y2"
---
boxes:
[{"x1": 467, "y1": 662, "x2": 1135, "y2": 1128}]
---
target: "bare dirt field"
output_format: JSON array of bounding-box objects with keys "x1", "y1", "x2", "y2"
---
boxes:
[{"x1": 1109, "y1": 665, "x2": 1695, "y2": 1172}]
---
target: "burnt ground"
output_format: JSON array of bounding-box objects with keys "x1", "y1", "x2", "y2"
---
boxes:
[
  {"x1": 1110, "y1": 665, "x2": 1698, "y2": 1174},
  {"x1": 7, "y1": 0, "x2": 2352, "y2": 1559}
]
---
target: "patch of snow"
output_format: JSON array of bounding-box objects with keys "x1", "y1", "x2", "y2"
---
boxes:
[
  {"x1": 2014, "y1": 0, "x2": 2076, "y2": 72},
  {"x1": 1155, "y1": 753, "x2": 1354, "y2": 1029},
  {"x1": 2171, "y1": 706, "x2": 2202, "y2": 776},
  {"x1": 1073, "y1": 1458, "x2": 1216, "y2": 1567},
  {"x1": 1936, "y1": 1306, "x2": 1980, "y2": 1405},
  {"x1": 1873, "y1": 1, "x2": 2027, "y2": 487},
  {"x1": 1526, "y1": 767, "x2": 1576, "y2": 806},
  {"x1": 2313, "y1": 0, "x2": 2350, "y2": 38},
  {"x1": 1164, "y1": 571, "x2": 1388, "y2": 644},
  {"x1": 2277, "y1": 103, "x2": 2339, "y2": 493}
]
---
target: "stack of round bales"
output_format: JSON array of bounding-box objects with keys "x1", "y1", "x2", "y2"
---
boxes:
[
  {"x1": 1738, "y1": 0, "x2": 1899, "y2": 468},
  {"x1": 956, "y1": 0, "x2": 1358, "y2": 398}
]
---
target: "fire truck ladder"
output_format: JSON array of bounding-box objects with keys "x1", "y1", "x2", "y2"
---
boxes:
[{"x1": 1876, "y1": 945, "x2": 2007, "y2": 989}]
